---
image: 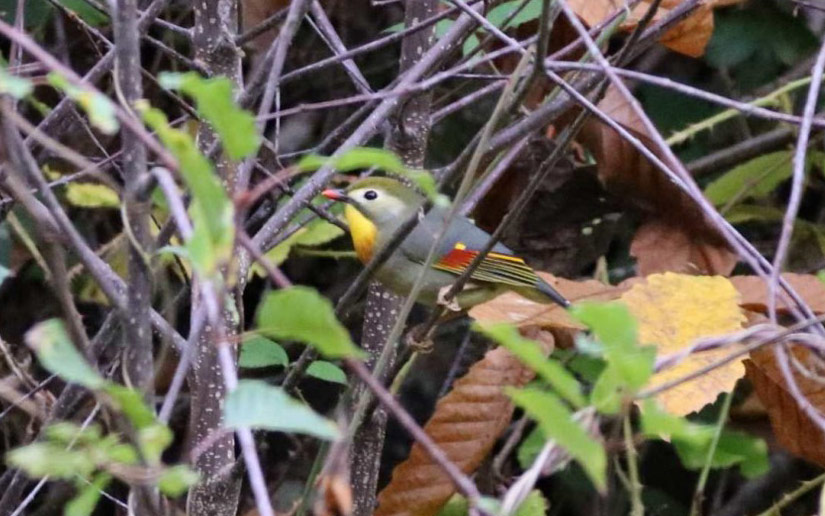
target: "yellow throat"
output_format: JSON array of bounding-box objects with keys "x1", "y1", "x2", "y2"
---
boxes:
[{"x1": 344, "y1": 204, "x2": 377, "y2": 263}]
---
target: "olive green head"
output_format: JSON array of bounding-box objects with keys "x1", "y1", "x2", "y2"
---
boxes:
[{"x1": 323, "y1": 177, "x2": 424, "y2": 227}]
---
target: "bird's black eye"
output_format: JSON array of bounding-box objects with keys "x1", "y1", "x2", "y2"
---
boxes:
[{"x1": 364, "y1": 190, "x2": 378, "y2": 201}]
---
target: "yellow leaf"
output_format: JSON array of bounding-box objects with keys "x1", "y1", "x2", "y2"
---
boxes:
[
  {"x1": 65, "y1": 183, "x2": 120, "y2": 209},
  {"x1": 622, "y1": 272, "x2": 746, "y2": 415}
]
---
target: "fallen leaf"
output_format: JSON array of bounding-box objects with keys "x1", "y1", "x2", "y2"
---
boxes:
[
  {"x1": 374, "y1": 332, "x2": 552, "y2": 516},
  {"x1": 746, "y1": 344, "x2": 825, "y2": 467},
  {"x1": 630, "y1": 220, "x2": 739, "y2": 276},
  {"x1": 730, "y1": 273, "x2": 825, "y2": 315},
  {"x1": 469, "y1": 272, "x2": 625, "y2": 332},
  {"x1": 622, "y1": 273, "x2": 746, "y2": 415},
  {"x1": 580, "y1": 85, "x2": 737, "y2": 276}
]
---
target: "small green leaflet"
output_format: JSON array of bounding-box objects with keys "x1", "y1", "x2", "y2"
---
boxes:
[
  {"x1": 59, "y1": 0, "x2": 109, "y2": 26},
  {"x1": 508, "y1": 387, "x2": 606, "y2": 491},
  {"x1": 306, "y1": 361, "x2": 348, "y2": 384},
  {"x1": 6, "y1": 442, "x2": 96, "y2": 479},
  {"x1": 256, "y1": 286, "x2": 365, "y2": 359},
  {"x1": 159, "y1": 72, "x2": 260, "y2": 160},
  {"x1": 48, "y1": 73, "x2": 118, "y2": 134},
  {"x1": 475, "y1": 323, "x2": 585, "y2": 408},
  {"x1": 158, "y1": 465, "x2": 200, "y2": 497},
  {"x1": 224, "y1": 380, "x2": 339, "y2": 440},
  {"x1": 25, "y1": 319, "x2": 105, "y2": 389},
  {"x1": 239, "y1": 335, "x2": 289, "y2": 368},
  {"x1": 65, "y1": 473, "x2": 111, "y2": 516},
  {"x1": 65, "y1": 183, "x2": 120, "y2": 209},
  {"x1": 0, "y1": 66, "x2": 32, "y2": 98}
]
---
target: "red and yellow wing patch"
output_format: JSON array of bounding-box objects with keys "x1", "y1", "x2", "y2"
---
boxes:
[{"x1": 434, "y1": 243, "x2": 540, "y2": 288}]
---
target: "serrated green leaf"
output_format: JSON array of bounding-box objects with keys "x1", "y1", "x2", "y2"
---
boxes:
[
  {"x1": 224, "y1": 380, "x2": 339, "y2": 440},
  {"x1": 239, "y1": 335, "x2": 289, "y2": 368},
  {"x1": 256, "y1": 286, "x2": 364, "y2": 359},
  {"x1": 306, "y1": 361, "x2": 347, "y2": 384},
  {"x1": 159, "y1": 72, "x2": 260, "y2": 160},
  {"x1": 704, "y1": 151, "x2": 793, "y2": 206},
  {"x1": 48, "y1": 73, "x2": 118, "y2": 134},
  {"x1": 65, "y1": 473, "x2": 111, "y2": 516},
  {"x1": 0, "y1": 66, "x2": 32, "y2": 98},
  {"x1": 25, "y1": 319, "x2": 105, "y2": 389},
  {"x1": 65, "y1": 183, "x2": 120, "y2": 208},
  {"x1": 6, "y1": 442, "x2": 96, "y2": 479},
  {"x1": 158, "y1": 465, "x2": 200, "y2": 497},
  {"x1": 476, "y1": 323, "x2": 585, "y2": 408},
  {"x1": 508, "y1": 387, "x2": 606, "y2": 491}
]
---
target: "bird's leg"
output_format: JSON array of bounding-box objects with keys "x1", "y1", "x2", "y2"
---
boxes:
[{"x1": 405, "y1": 310, "x2": 466, "y2": 353}]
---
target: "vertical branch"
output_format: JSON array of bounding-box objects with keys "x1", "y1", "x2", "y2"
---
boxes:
[
  {"x1": 349, "y1": 1, "x2": 437, "y2": 515},
  {"x1": 187, "y1": 1, "x2": 244, "y2": 515},
  {"x1": 114, "y1": 0, "x2": 153, "y2": 399}
]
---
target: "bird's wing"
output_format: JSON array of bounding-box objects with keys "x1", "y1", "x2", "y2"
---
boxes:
[{"x1": 430, "y1": 242, "x2": 542, "y2": 289}]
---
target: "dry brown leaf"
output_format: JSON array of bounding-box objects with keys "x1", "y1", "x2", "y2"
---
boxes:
[
  {"x1": 469, "y1": 272, "x2": 625, "y2": 331},
  {"x1": 630, "y1": 220, "x2": 739, "y2": 276},
  {"x1": 373, "y1": 332, "x2": 553, "y2": 516},
  {"x1": 730, "y1": 274, "x2": 825, "y2": 315},
  {"x1": 581, "y1": 85, "x2": 737, "y2": 276},
  {"x1": 746, "y1": 345, "x2": 825, "y2": 467},
  {"x1": 567, "y1": 0, "x2": 720, "y2": 57},
  {"x1": 622, "y1": 273, "x2": 746, "y2": 415},
  {"x1": 241, "y1": 0, "x2": 291, "y2": 51}
]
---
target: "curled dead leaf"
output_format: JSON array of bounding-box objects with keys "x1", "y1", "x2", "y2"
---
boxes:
[
  {"x1": 622, "y1": 273, "x2": 746, "y2": 415},
  {"x1": 746, "y1": 344, "x2": 825, "y2": 467},
  {"x1": 374, "y1": 332, "x2": 553, "y2": 516}
]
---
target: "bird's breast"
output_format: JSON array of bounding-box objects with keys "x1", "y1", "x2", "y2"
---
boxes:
[{"x1": 344, "y1": 204, "x2": 377, "y2": 263}]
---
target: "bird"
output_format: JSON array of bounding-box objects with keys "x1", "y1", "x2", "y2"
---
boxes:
[{"x1": 322, "y1": 177, "x2": 570, "y2": 311}]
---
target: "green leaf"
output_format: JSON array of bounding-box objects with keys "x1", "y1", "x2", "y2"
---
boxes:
[
  {"x1": 298, "y1": 147, "x2": 406, "y2": 174},
  {"x1": 508, "y1": 387, "x2": 606, "y2": 491},
  {"x1": 570, "y1": 302, "x2": 654, "y2": 392},
  {"x1": 104, "y1": 384, "x2": 157, "y2": 430},
  {"x1": 224, "y1": 380, "x2": 339, "y2": 440},
  {"x1": 25, "y1": 319, "x2": 105, "y2": 389},
  {"x1": 256, "y1": 286, "x2": 364, "y2": 359},
  {"x1": 48, "y1": 73, "x2": 118, "y2": 134},
  {"x1": 159, "y1": 72, "x2": 260, "y2": 160},
  {"x1": 58, "y1": 0, "x2": 108, "y2": 26},
  {"x1": 640, "y1": 401, "x2": 768, "y2": 478},
  {"x1": 65, "y1": 183, "x2": 120, "y2": 209},
  {"x1": 65, "y1": 473, "x2": 111, "y2": 516},
  {"x1": 137, "y1": 424, "x2": 174, "y2": 464},
  {"x1": 45, "y1": 422, "x2": 102, "y2": 446},
  {"x1": 475, "y1": 323, "x2": 585, "y2": 408},
  {"x1": 486, "y1": 0, "x2": 541, "y2": 28},
  {"x1": 138, "y1": 101, "x2": 234, "y2": 275},
  {"x1": 306, "y1": 361, "x2": 348, "y2": 384},
  {"x1": 516, "y1": 426, "x2": 544, "y2": 469},
  {"x1": 158, "y1": 465, "x2": 200, "y2": 497},
  {"x1": 515, "y1": 490, "x2": 549, "y2": 516},
  {"x1": 6, "y1": 442, "x2": 96, "y2": 479},
  {"x1": 435, "y1": 494, "x2": 469, "y2": 516},
  {"x1": 239, "y1": 335, "x2": 289, "y2": 368},
  {"x1": 704, "y1": 151, "x2": 793, "y2": 206},
  {"x1": 0, "y1": 66, "x2": 32, "y2": 98}
]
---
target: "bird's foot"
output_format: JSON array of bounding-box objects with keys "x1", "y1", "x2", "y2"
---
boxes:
[
  {"x1": 406, "y1": 323, "x2": 435, "y2": 353},
  {"x1": 437, "y1": 286, "x2": 462, "y2": 312}
]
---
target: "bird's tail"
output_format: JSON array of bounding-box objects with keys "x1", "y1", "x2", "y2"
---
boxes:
[{"x1": 517, "y1": 277, "x2": 570, "y2": 308}]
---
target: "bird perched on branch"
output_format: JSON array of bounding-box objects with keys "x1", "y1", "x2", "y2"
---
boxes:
[{"x1": 322, "y1": 177, "x2": 570, "y2": 311}]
